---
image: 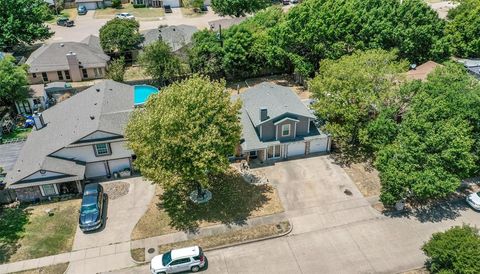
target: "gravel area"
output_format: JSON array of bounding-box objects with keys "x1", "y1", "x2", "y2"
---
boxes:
[{"x1": 103, "y1": 181, "x2": 130, "y2": 200}]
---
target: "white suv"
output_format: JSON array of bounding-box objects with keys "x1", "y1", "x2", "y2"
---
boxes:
[
  {"x1": 150, "y1": 246, "x2": 206, "y2": 274},
  {"x1": 115, "y1": 13, "x2": 135, "y2": 20}
]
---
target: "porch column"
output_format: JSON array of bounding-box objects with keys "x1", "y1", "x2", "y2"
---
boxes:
[{"x1": 76, "y1": 180, "x2": 83, "y2": 194}]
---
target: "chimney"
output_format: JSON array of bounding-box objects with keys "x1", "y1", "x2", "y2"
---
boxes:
[
  {"x1": 33, "y1": 111, "x2": 46, "y2": 130},
  {"x1": 260, "y1": 107, "x2": 268, "y2": 122},
  {"x1": 66, "y1": 51, "x2": 83, "y2": 82}
]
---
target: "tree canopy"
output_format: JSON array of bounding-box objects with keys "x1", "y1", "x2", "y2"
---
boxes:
[
  {"x1": 375, "y1": 63, "x2": 480, "y2": 205},
  {"x1": 126, "y1": 75, "x2": 241, "y2": 193},
  {"x1": 0, "y1": 0, "x2": 52, "y2": 51},
  {"x1": 309, "y1": 49, "x2": 408, "y2": 161},
  {"x1": 211, "y1": 0, "x2": 270, "y2": 17},
  {"x1": 422, "y1": 225, "x2": 480, "y2": 274},
  {"x1": 445, "y1": 0, "x2": 480, "y2": 58},
  {"x1": 274, "y1": 0, "x2": 449, "y2": 77},
  {"x1": 99, "y1": 18, "x2": 143, "y2": 54},
  {"x1": 0, "y1": 55, "x2": 29, "y2": 107},
  {"x1": 106, "y1": 57, "x2": 125, "y2": 82},
  {"x1": 138, "y1": 40, "x2": 184, "y2": 85}
]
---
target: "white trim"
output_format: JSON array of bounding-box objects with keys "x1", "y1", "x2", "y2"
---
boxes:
[
  {"x1": 281, "y1": 124, "x2": 291, "y2": 137},
  {"x1": 275, "y1": 125, "x2": 278, "y2": 140},
  {"x1": 94, "y1": 143, "x2": 111, "y2": 156},
  {"x1": 307, "y1": 118, "x2": 311, "y2": 133},
  {"x1": 294, "y1": 123, "x2": 297, "y2": 137},
  {"x1": 273, "y1": 117, "x2": 300, "y2": 125},
  {"x1": 259, "y1": 125, "x2": 263, "y2": 139},
  {"x1": 267, "y1": 145, "x2": 282, "y2": 159},
  {"x1": 39, "y1": 184, "x2": 58, "y2": 196}
]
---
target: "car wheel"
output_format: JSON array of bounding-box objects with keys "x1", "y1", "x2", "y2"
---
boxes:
[{"x1": 191, "y1": 265, "x2": 200, "y2": 272}]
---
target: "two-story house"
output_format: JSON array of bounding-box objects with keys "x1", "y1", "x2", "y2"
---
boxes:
[
  {"x1": 26, "y1": 36, "x2": 110, "y2": 85},
  {"x1": 6, "y1": 81, "x2": 136, "y2": 201},
  {"x1": 236, "y1": 82, "x2": 331, "y2": 162}
]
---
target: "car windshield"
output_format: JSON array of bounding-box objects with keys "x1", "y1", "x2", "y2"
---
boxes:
[
  {"x1": 81, "y1": 204, "x2": 97, "y2": 213},
  {"x1": 162, "y1": 251, "x2": 172, "y2": 266}
]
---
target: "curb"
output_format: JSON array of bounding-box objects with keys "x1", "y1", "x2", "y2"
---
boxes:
[{"x1": 130, "y1": 220, "x2": 293, "y2": 265}]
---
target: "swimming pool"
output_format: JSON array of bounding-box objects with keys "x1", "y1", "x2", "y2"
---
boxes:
[{"x1": 134, "y1": 85, "x2": 159, "y2": 106}]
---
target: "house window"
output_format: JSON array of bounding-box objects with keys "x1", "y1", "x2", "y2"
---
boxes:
[
  {"x1": 94, "y1": 143, "x2": 111, "y2": 156},
  {"x1": 41, "y1": 184, "x2": 57, "y2": 196},
  {"x1": 32, "y1": 73, "x2": 37, "y2": 78},
  {"x1": 57, "y1": 71, "x2": 64, "y2": 80},
  {"x1": 64, "y1": 70, "x2": 71, "y2": 80},
  {"x1": 136, "y1": 0, "x2": 144, "y2": 4},
  {"x1": 267, "y1": 145, "x2": 281, "y2": 159},
  {"x1": 42, "y1": 72, "x2": 48, "y2": 82},
  {"x1": 94, "y1": 67, "x2": 103, "y2": 77},
  {"x1": 281, "y1": 124, "x2": 291, "y2": 137},
  {"x1": 82, "y1": 69, "x2": 88, "y2": 78}
]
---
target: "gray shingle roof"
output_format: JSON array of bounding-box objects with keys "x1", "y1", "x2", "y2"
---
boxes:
[
  {"x1": 141, "y1": 25, "x2": 198, "y2": 52},
  {"x1": 26, "y1": 38, "x2": 109, "y2": 73},
  {"x1": 7, "y1": 80, "x2": 134, "y2": 185},
  {"x1": 208, "y1": 17, "x2": 247, "y2": 31},
  {"x1": 241, "y1": 82, "x2": 315, "y2": 127}
]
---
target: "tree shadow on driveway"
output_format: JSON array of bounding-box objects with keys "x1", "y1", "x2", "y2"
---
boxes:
[
  {"x1": 158, "y1": 170, "x2": 273, "y2": 233},
  {"x1": 383, "y1": 199, "x2": 471, "y2": 223}
]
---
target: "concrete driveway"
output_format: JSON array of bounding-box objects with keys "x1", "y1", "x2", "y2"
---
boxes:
[
  {"x1": 71, "y1": 177, "x2": 155, "y2": 251},
  {"x1": 262, "y1": 156, "x2": 378, "y2": 235}
]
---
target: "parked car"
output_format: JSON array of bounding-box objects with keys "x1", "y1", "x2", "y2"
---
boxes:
[
  {"x1": 283, "y1": 0, "x2": 290, "y2": 5},
  {"x1": 466, "y1": 191, "x2": 480, "y2": 210},
  {"x1": 115, "y1": 13, "x2": 135, "y2": 20},
  {"x1": 164, "y1": 5, "x2": 172, "y2": 13},
  {"x1": 150, "y1": 246, "x2": 206, "y2": 274},
  {"x1": 56, "y1": 17, "x2": 74, "y2": 27},
  {"x1": 79, "y1": 183, "x2": 105, "y2": 232},
  {"x1": 77, "y1": 5, "x2": 87, "y2": 15},
  {"x1": 290, "y1": 0, "x2": 299, "y2": 3},
  {"x1": 200, "y1": 5, "x2": 208, "y2": 12}
]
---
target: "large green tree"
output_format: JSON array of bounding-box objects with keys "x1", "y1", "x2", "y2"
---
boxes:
[
  {"x1": 275, "y1": 0, "x2": 449, "y2": 77},
  {"x1": 0, "y1": 55, "x2": 28, "y2": 107},
  {"x1": 445, "y1": 0, "x2": 480, "y2": 58},
  {"x1": 211, "y1": 0, "x2": 270, "y2": 17},
  {"x1": 309, "y1": 49, "x2": 408, "y2": 161},
  {"x1": 99, "y1": 18, "x2": 143, "y2": 54},
  {"x1": 422, "y1": 225, "x2": 480, "y2": 274},
  {"x1": 138, "y1": 40, "x2": 183, "y2": 85},
  {"x1": 0, "y1": 0, "x2": 52, "y2": 51},
  {"x1": 106, "y1": 57, "x2": 125, "y2": 82},
  {"x1": 126, "y1": 75, "x2": 241, "y2": 196},
  {"x1": 375, "y1": 63, "x2": 480, "y2": 205},
  {"x1": 189, "y1": 7, "x2": 287, "y2": 79}
]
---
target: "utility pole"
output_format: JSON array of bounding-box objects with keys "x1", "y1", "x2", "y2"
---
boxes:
[{"x1": 217, "y1": 24, "x2": 223, "y2": 47}]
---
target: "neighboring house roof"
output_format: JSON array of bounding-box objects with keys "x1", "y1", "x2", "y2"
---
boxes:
[
  {"x1": 236, "y1": 82, "x2": 322, "y2": 151},
  {"x1": 141, "y1": 25, "x2": 198, "y2": 52},
  {"x1": 7, "y1": 80, "x2": 134, "y2": 186},
  {"x1": 406, "y1": 61, "x2": 442, "y2": 81},
  {"x1": 241, "y1": 82, "x2": 315, "y2": 127},
  {"x1": 26, "y1": 38, "x2": 109, "y2": 73},
  {"x1": 457, "y1": 58, "x2": 480, "y2": 79},
  {"x1": 81, "y1": 35, "x2": 103, "y2": 52},
  {"x1": 28, "y1": 84, "x2": 47, "y2": 98},
  {"x1": 76, "y1": 0, "x2": 103, "y2": 2},
  {"x1": 208, "y1": 17, "x2": 247, "y2": 31}
]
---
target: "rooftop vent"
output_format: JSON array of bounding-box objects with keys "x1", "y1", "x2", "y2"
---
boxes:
[
  {"x1": 96, "y1": 88, "x2": 100, "y2": 92},
  {"x1": 60, "y1": 44, "x2": 65, "y2": 47},
  {"x1": 90, "y1": 115, "x2": 95, "y2": 120}
]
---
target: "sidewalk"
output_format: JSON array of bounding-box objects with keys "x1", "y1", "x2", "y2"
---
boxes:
[{"x1": 0, "y1": 212, "x2": 288, "y2": 274}]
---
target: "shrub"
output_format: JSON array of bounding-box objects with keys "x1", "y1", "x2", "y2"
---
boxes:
[
  {"x1": 111, "y1": 0, "x2": 122, "y2": 9},
  {"x1": 133, "y1": 4, "x2": 146, "y2": 8},
  {"x1": 422, "y1": 225, "x2": 480, "y2": 274}
]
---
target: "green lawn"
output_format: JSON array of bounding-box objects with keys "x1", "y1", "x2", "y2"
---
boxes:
[
  {"x1": 47, "y1": 8, "x2": 77, "y2": 24},
  {"x1": 0, "y1": 199, "x2": 81, "y2": 263},
  {"x1": 1, "y1": 128, "x2": 31, "y2": 143},
  {"x1": 94, "y1": 4, "x2": 165, "y2": 19}
]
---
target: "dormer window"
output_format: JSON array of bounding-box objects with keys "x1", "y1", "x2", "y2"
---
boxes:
[
  {"x1": 94, "y1": 143, "x2": 111, "y2": 156},
  {"x1": 281, "y1": 124, "x2": 291, "y2": 136}
]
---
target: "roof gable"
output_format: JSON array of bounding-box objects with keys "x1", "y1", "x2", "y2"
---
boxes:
[{"x1": 240, "y1": 82, "x2": 315, "y2": 127}]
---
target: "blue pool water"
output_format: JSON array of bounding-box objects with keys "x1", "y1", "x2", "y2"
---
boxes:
[{"x1": 134, "y1": 85, "x2": 159, "y2": 106}]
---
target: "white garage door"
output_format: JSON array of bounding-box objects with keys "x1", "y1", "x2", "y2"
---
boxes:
[
  {"x1": 287, "y1": 142, "x2": 305, "y2": 157},
  {"x1": 85, "y1": 162, "x2": 107, "y2": 178},
  {"x1": 163, "y1": 0, "x2": 180, "y2": 7},
  {"x1": 310, "y1": 138, "x2": 329, "y2": 154},
  {"x1": 80, "y1": 2, "x2": 99, "y2": 10},
  {"x1": 108, "y1": 158, "x2": 131, "y2": 174}
]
